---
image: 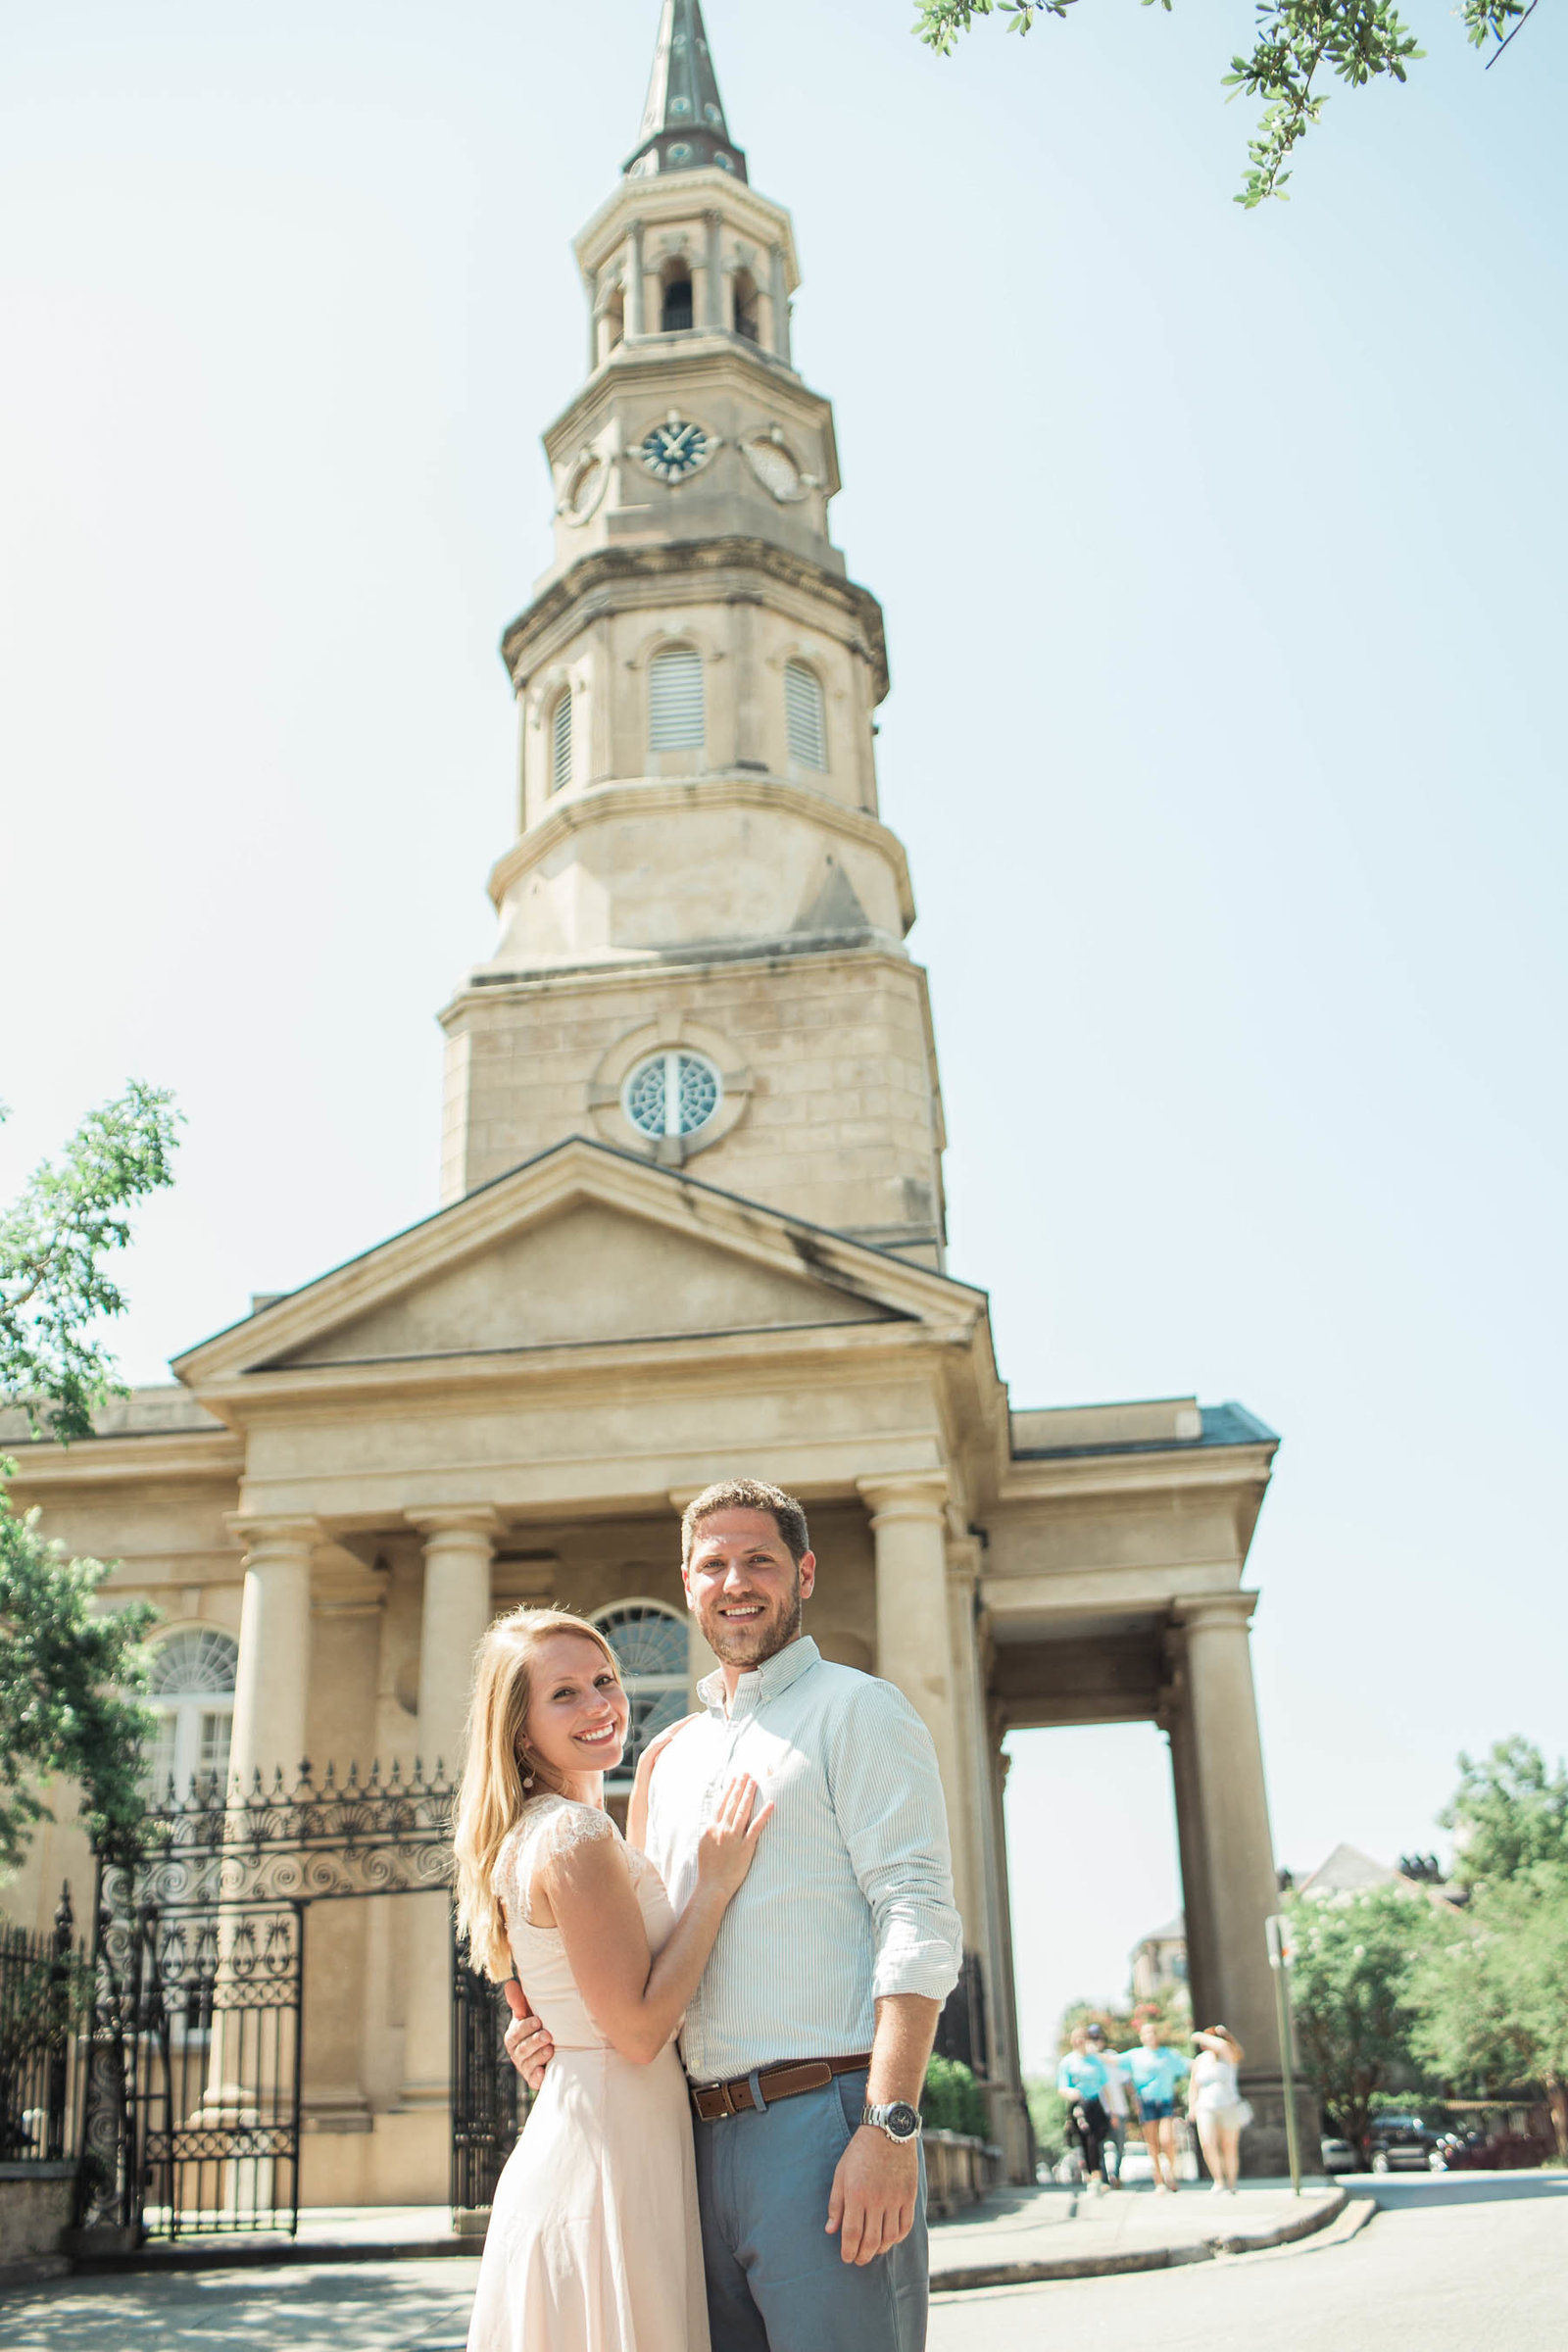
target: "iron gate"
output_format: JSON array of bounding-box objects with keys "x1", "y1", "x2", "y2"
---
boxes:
[
  {"x1": 452, "y1": 1935, "x2": 524, "y2": 2221},
  {"x1": 83, "y1": 1761, "x2": 517, "y2": 2242}
]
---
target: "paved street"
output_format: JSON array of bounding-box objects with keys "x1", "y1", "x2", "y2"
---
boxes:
[{"x1": 0, "y1": 2175, "x2": 1562, "y2": 2351}]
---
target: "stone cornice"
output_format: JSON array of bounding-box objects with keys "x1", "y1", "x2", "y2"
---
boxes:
[
  {"x1": 994, "y1": 1442, "x2": 1277, "y2": 1507},
  {"x1": 191, "y1": 1313, "x2": 979, "y2": 1425},
  {"x1": 501, "y1": 538, "x2": 888, "y2": 704},
  {"x1": 1, "y1": 1427, "x2": 245, "y2": 1493},
  {"x1": 482, "y1": 774, "x2": 914, "y2": 929}
]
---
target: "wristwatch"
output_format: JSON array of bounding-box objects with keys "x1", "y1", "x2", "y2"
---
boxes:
[{"x1": 862, "y1": 2100, "x2": 923, "y2": 2143}]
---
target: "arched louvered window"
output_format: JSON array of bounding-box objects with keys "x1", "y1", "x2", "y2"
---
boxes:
[
  {"x1": 784, "y1": 661, "x2": 827, "y2": 771},
  {"x1": 592, "y1": 1601, "x2": 690, "y2": 1784},
  {"x1": 662, "y1": 275, "x2": 694, "y2": 333},
  {"x1": 648, "y1": 646, "x2": 704, "y2": 752},
  {"x1": 144, "y1": 1628, "x2": 239, "y2": 1797},
  {"x1": 551, "y1": 688, "x2": 572, "y2": 793}
]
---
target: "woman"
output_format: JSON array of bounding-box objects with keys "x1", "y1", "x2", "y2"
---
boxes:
[
  {"x1": 1117, "y1": 2018, "x2": 1190, "y2": 2193},
  {"x1": 1188, "y1": 2024, "x2": 1249, "y2": 2193},
  {"x1": 454, "y1": 1606, "x2": 771, "y2": 2352},
  {"x1": 1055, "y1": 2024, "x2": 1113, "y2": 2195}
]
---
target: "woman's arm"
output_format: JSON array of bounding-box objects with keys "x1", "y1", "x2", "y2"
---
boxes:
[{"x1": 545, "y1": 1778, "x2": 771, "y2": 2066}]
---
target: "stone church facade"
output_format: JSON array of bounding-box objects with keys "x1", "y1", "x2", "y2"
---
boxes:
[{"x1": 4, "y1": 0, "x2": 1299, "y2": 2197}]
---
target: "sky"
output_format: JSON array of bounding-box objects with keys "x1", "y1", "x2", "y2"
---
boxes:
[{"x1": 2, "y1": 2, "x2": 1564, "y2": 2075}]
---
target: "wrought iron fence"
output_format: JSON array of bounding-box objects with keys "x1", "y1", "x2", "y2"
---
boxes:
[
  {"x1": 81, "y1": 1757, "x2": 520, "y2": 2243},
  {"x1": 452, "y1": 1938, "x2": 525, "y2": 2222},
  {"x1": 0, "y1": 1884, "x2": 89, "y2": 2166}
]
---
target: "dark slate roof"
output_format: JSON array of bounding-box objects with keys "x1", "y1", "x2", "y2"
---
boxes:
[
  {"x1": 1011, "y1": 1401, "x2": 1279, "y2": 1463},
  {"x1": 625, "y1": 0, "x2": 749, "y2": 182}
]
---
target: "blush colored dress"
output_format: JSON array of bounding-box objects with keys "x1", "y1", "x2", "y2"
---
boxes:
[{"x1": 466, "y1": 1795, "x2": 710, "y2": 2352}]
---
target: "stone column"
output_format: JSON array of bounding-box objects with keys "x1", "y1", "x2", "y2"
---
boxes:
[
  {"x1": 625, "y1": 220, "x2": 645, "y2": 337},
  {"x1": 857, "y1": 1476, "x2": 964, "y2": 1861},
  {"x1": 227, "y1": 1519, "x2": 318, "y2": 1793},
  {"x1": 769, "y1": 244, "x2": 791, "y2": 365},
  {"x1": 703, "y1": 211, "x2": 723, "y2": 330},
  {"x1": 1164, "y1": 1690, "x2": 1219, "y2": 2029},
  {"x1": 1174, "y1": 1591, "x2": 1301, "y2": 2174},
  {"x1": 985, "y1": 1717, "x2": 1033, "y2": 2181},
  {"x1": 412, "y1": 1508, "x2": 500, "y2": 1774},
  {"x1": 400, "y1": 1509, "x2": 499, "y2": 2110}
]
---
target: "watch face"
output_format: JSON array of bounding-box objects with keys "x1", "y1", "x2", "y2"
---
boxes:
[
  {"x1": 886, "y1": 2102, "x2": 920, "y2": 2138},
  {"x1": 641, "y1": 418, "x2": 710, "y2": 481}
]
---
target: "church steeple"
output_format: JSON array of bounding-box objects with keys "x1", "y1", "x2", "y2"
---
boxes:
[
  {"x1": 624, "y1": 0, "x2": 748, "y2": 182},
  {"x1": 437, "y1": 23, "x2": 949, "y2": 1267}
]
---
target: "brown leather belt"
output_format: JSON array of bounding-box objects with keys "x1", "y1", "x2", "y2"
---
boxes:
[{"x1": 691, "y1": 2052, "x2": 871, "y2": 2124}]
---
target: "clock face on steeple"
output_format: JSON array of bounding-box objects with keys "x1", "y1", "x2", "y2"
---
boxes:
[{"x1": 640, "y1": 416, "x2": 713, "y2": 482}]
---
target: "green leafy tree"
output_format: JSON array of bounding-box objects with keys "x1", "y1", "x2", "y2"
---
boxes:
[
  {"x1": 1, "y1": 1083, "x2": 180, "y2": 1443},
  {"x1": 912, "y1": 0, "x2": 1539, "y2": 207},
  {"x1": 1427, "y1": 1740, "x2": 1568, "y2": 2154},
  {"x1": 1286, "y1": 1884, "x2": 1437, "y2": 2150},
  {"x1": 1440, "y1": 1738, "x2": 1568, "y2": 1891},
  {"x1": 0, "y1": 1086, "x2": 179, "y2": 1871}
]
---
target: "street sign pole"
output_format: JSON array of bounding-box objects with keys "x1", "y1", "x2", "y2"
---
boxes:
[{"x1": 1265, "y1": 1914, "x2": 1302, "y2": 2197}]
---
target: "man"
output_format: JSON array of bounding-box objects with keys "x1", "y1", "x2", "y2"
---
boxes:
[
  {"x1": 505, "y1": 1477, "x2": 961, "y2": 2352},
  {"x1": 1085, "y1": 2023, "x2": 1128, "y2": 2183}
]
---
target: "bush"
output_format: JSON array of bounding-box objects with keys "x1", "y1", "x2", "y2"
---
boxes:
[
  {"x1": 921, "y1": 2055, "x2": 988, "y2": 2138},
  {"x1": 1024, "y1": 2078, "x2": 1070, "y2": 2165}
]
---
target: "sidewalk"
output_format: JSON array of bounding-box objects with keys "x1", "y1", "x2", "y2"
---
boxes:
[
  {"x1": 58, "y1": 2181, "x2": 1348, "y2": 2287},
  {"x1": 929, "y1": 2178, "x2": 1348, "y2": 2288}
]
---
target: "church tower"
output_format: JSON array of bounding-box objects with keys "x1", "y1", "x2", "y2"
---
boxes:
[{"x1": 439, "y1": 0, "x2": 948, "y2": 1267}]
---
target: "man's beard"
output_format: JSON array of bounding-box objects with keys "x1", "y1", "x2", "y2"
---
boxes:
[{"x1": 698, "y1": 1574, "x2": 803, "y2": 1668}]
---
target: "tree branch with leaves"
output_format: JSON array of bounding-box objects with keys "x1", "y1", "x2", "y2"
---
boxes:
[
  {"x1": 0, "y1": 1084, "x2": 180, "y2": 1871},
  {"x1": 912, "y1": 0, "x2": 1543, "y2": 206},
  {"x1": 1, "y1": 1083, "x2": 180, "y2": 1445}
]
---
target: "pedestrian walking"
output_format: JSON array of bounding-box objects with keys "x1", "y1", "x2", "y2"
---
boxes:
[
  {"x1": 1085, "y1": 2024, "x2": 1128, "y2": 2183},
  {"x1": 1188, "y1": 2025, "x2": 1251, "y2": 2193},
  {"x1": 1116, "y1": 2019, "x2": 1190, "y2": 2193},
  {"x1": 1055, "y1": 2025, "x2": 1113, "y2": 2195}
]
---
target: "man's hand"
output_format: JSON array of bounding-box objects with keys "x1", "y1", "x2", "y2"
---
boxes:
[
  {"x1": 825, "y1": 2126, "x2": 920, "y2": 2265},
  {"x1": 501, "y1": 1982, "x2": 555, "y2": 2091}
]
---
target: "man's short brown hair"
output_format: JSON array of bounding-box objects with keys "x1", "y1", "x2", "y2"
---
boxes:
[{"x1": 681, "y1": 1479, "x2": 810, "y2": 1569}]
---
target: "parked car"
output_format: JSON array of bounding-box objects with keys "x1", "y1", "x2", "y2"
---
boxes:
[
  {"x1": 1320, "y1": 2134, "x2": 1359, "y2": 2173},
  {"x1": 1432, "y1": 2129, "x2": 1551, "y2": 2172},
  {"x1": 1367, "y1": 2115, "x2": 1439, "y2": 2172}
]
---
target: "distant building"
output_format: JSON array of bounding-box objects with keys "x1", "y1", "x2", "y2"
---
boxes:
[{"x1": 1130, "y1": 1914, "x2": 1190, "y2": 2003}]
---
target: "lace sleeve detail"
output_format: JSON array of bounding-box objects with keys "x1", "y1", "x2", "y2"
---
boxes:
[
  {"x1": 539, "y1": 1800, "x2": 618, "y2": 1865},
  {"x1": 506, "y1": 1798, "x2": 619, "y2": 1927}
]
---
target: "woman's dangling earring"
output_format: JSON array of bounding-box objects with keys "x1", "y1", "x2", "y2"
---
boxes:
[{"x1": 519, "y1": 1747, "x2": 536, "y2": 1792}]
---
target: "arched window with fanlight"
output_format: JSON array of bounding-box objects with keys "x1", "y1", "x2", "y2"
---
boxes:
[
  {"x1": 143, "y1": 1627, "x2": 239, "y2": 1799},
  {"x1": 784, "y1": 661, "x2": 827, "y2": 772},
  {"x1": 648, "y1": 646, "x2": 705, "y2": 754},
  {"x1": 551, "y1": 687, "x2": 573, "y2": 793},
  {"x1": 591, "y1": 1601, "x2": 691, "y2": 1788}
]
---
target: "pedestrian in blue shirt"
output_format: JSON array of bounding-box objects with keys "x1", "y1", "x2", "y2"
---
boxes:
[
  {"x1": 1054, "y1": 2025, "x2": 1112, "y2": 2193},
  {"x1": 1116, "y1": 2020, "x2": 1191, "y2": 2193}
]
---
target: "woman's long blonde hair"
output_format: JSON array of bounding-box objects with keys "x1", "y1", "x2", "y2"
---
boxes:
[{"x1": 452, "y1": 1605, "x2": 621, "y2": 1982}]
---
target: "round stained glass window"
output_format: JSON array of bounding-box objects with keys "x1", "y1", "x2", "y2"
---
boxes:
[{"x1": 623, "y1": 1050, "x2": 721, "y2": 1141}]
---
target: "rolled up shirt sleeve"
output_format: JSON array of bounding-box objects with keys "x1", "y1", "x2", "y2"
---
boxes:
[{"x1": 825, "y1": 1680, "x2": 963, "y2": 2004}]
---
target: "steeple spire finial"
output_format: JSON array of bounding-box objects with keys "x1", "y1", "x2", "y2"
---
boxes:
[{"x1": 624, "y1": 0, "x2": 748, "y2": 183}]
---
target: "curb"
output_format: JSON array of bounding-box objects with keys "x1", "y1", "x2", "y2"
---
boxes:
[
  {"x1": 68, "y1": 2236, "x2": 476, "y2": 2275},
  {"x1": 928, "y1": 2187, "x2": 1348, "y2": 2292}
]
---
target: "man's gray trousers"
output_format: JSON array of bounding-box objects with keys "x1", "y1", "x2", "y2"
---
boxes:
[{"x1": 694, "y1": 2067, "x2": 928, "y2": 2352}]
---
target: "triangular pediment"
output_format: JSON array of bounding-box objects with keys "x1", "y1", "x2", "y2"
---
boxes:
[
  {"x1": 281, "y1": 1197, "x2": 901, "y2": 1366},
  {"x1": 172, "y1": 1140, "x2": 985, "y2": 1394}
]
